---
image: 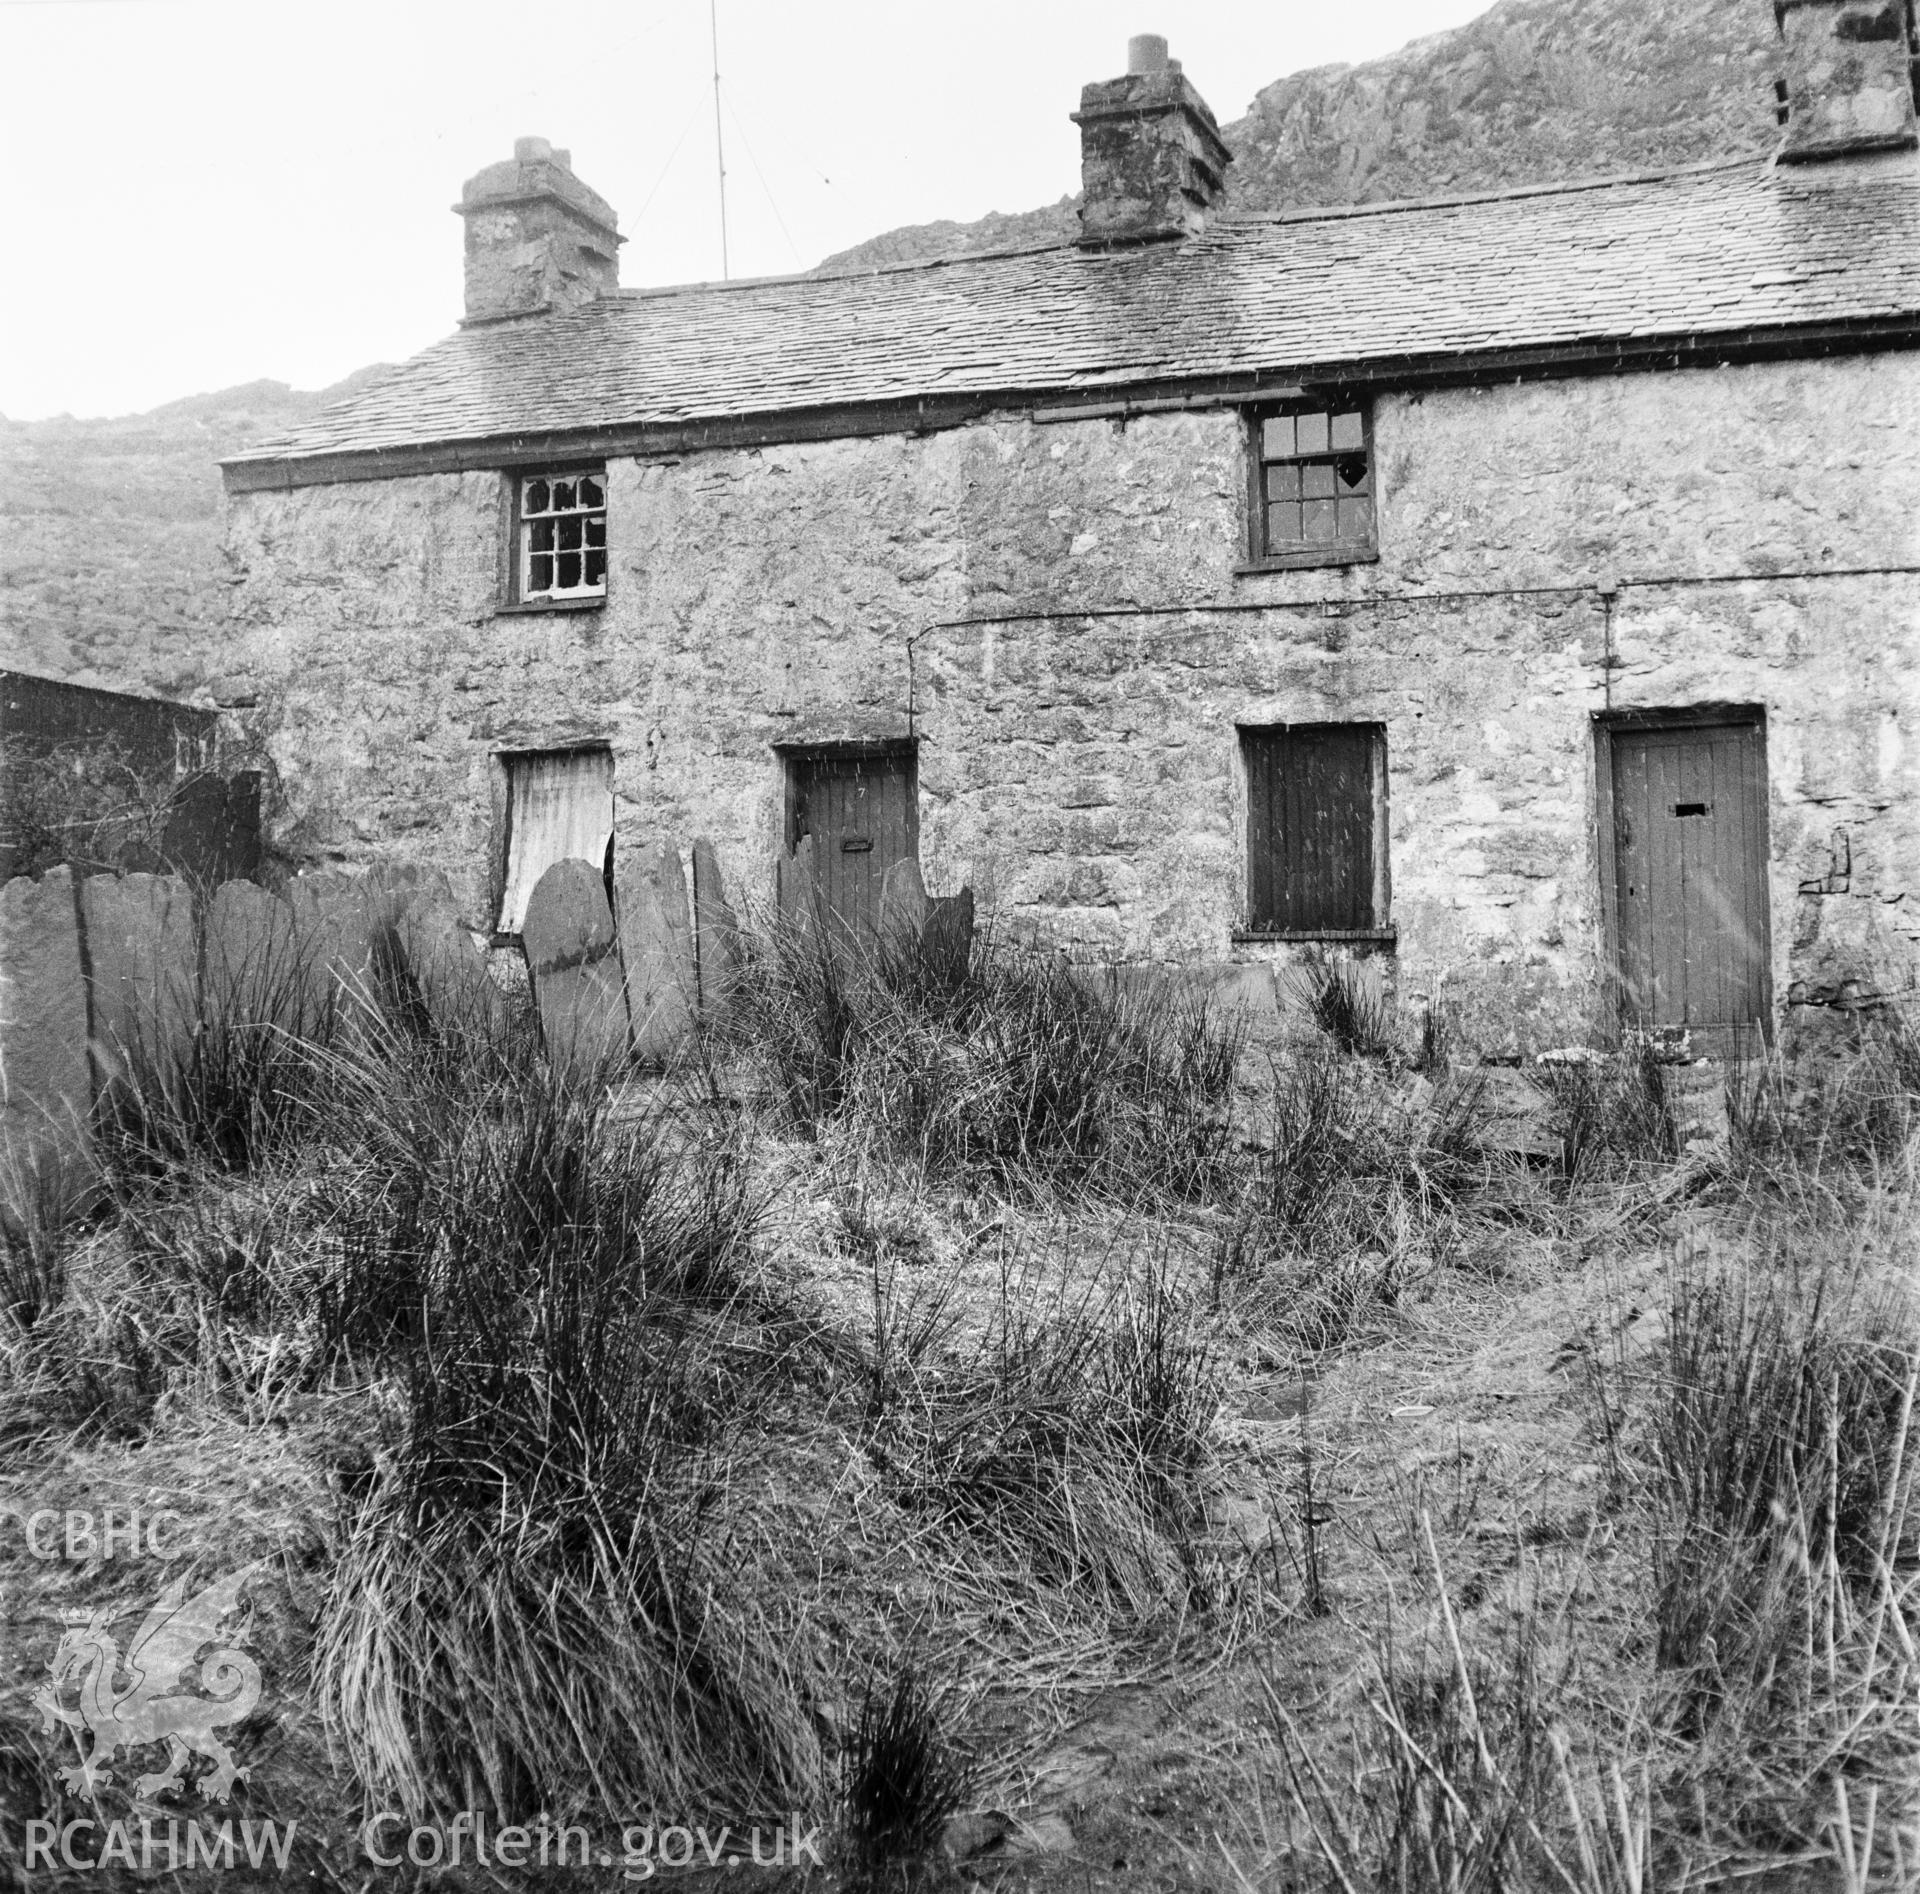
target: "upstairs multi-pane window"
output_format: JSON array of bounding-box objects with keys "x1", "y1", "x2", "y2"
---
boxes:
[
  {"x1": 518, "y1": 471, "x2": 607, "y2": 603},
  {"x1": 1250, "y1": 404, "x2": 1376, "y2": 567}
]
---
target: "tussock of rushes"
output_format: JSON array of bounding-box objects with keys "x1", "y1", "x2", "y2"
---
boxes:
[
  {"x1": 732, "y1": 922, "x2": 1241, "y2": 1201},
  {"x1": 1731, "y1": 1006, "x2": 1920, "y2": 1175},
  {"x1": 324, "y1": 1478, "x2": 820, "y2": 1824},
  {"x1": 1273, "y1": 1564, "x2": 1576, "y2": 1894},
  {"x1": 0, "y1": 1153, "x2": 86, "y2": 1334},
  {"x1": 1216, "y1": 1043, "x2": 1488, "y2": 1348},
  {"x1": 867, "y1": 1250, "x2": 1220, "y2": 1619},
  {"x1": 839, "y1": 1656, "x2": 975, "y2": 1884},
  {"x1": 1644, "y1": 1254, "x2": 1920, "y2": 1871},
  {"x1": 314, "y1": 1042, "x2": 824, "y2": 1822}
]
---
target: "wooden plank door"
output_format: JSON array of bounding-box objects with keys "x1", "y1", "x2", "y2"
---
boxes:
[
  {"x1": 785, "y1": 747, "x2": 917, "y2": 945},
  {"x1": 1609, "y1": 720, "x2": 1770, "y2": 1049}
]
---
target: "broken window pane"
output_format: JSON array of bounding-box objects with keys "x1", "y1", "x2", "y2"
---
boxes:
[
  {"x1": 1255, "y1": 403, "x2": 1375, "y2": 563},
  {"x1": 517, "y1": 468, "x2": 609, "y2": 601}
]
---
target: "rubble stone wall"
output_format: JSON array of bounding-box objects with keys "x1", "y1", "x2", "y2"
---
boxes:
[{"x1": 222, "y1": 348, "x2": 1920, "y2": 1039}]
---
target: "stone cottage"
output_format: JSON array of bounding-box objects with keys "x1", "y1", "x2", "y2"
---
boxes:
[{"x1": 219, "y1": 5, "x2": 1920, "y2": 1051}]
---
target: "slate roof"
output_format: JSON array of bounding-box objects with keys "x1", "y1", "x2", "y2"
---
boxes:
[{"x1": 225, "y1": 154, "x2": 1920, "y2": 484}]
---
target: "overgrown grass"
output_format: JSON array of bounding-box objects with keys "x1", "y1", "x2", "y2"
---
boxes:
[
  {"x1": 839, "y1": 1655, "x2": 975, "y2": 1887},
  {"x1": 312, "y1": 1030, "x2": 824, "y2": 1823},
  {"x1": 864, "y1": 1245, "x2": 1221, "y2": 1619},
  {"x1": 1215, "y1": 1042, "x2": 1491, "y2": 1348},
  {"x1": 1638, "y1": 1249, "x2": 1920, "y2": 1870},
  {"x1": 1537, "y1": 1042, "x2": 1676, "y2": 1182},
  {"x1": 1732, "y1": 1005, "x2": 1920, "y2": 1177},
  {"x1": 731, "y1": 921, "x2": 1241, "y2": 1201}
]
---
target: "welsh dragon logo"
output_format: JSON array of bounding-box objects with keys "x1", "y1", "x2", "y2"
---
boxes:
[{"x1": 33, "y1": 1562, "x2": 264, "y2": 1802}]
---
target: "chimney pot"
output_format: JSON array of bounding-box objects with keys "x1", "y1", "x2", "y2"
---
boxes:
[
  {"x1": 1127, "y1": 33, "x2": 1169, "y2": 74},
  {"x1": 514, "y1": 135, "x2": 554, "y2": 163}
]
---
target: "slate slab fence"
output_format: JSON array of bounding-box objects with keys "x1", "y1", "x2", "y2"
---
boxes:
[{"x1": 0, "y1": 835, "x2": 890, "y2": 1201}]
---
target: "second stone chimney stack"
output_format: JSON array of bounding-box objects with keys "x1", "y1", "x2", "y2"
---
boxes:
[
  {"x1": 1773, "y1": 0, "x2": 1919, "y2": 161},
  {"x1": 457, "y1": 137, "x2": 623, "y2": 325},
  {"x1": 1073, "y1": 35, "x2": 1232, "y2": 246}
]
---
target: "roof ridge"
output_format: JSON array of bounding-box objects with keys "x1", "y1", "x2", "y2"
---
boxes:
[
  {"x1": 616, "y1": 234, "x2": 1082, "y2": 301},
  {"x1": 608, "y1": 155, "x2": 1770, "y2": 301},
  {"x1": 1217, "y1": 154, "x2": 1763, "y2": 229}
]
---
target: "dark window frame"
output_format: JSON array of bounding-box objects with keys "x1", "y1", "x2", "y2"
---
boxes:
[
  {"x1": 1236, "y1": 721, "x2": 1393, "y2": 941},
  {"x1": 501, "y1": 466, "x2": 609, "y2": 612},
  {"x1": 1243, "y1": 399, "x2": 1379, "y2": 571}
]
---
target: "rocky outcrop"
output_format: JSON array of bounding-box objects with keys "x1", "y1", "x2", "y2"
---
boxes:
[{"x1": 815, "y1": 0, "x2": 1779, "y2": 274}]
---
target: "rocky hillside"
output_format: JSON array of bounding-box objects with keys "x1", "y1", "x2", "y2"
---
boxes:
[
  {"x1": 816, "y1": 0, "x2": 1779, "y2": 271},
  {"x1": 0, "y1": 372, "x2": 387, "y2": 699}
]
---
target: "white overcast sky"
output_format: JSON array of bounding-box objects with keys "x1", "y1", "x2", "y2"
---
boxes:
[{"x1": 0, "y1": 0, "x2": 1493, "y2": 420}]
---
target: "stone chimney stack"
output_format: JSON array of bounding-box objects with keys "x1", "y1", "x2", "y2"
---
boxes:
[
  {"x1": 1773, "y1": 0, "x2": 1919, "y2": 162},
  {"x1": 456, "y1": 137, "x2": 623, "y2": 325},
  {"x1": 1073, "y1": 34, "x2": 1233, "y2": 246}
]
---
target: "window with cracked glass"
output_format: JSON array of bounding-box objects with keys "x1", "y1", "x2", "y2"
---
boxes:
[
  {"x1": 1248, "y1": 403, "x2": 1375, "y2": 568},
  {"x1": 516, "y1": 471, "x2": 607, "y2": 603}
]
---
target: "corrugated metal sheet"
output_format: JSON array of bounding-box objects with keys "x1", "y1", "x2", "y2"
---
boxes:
[{"x1": 498, "y1": 750, "x2": 614, "y2": 935}]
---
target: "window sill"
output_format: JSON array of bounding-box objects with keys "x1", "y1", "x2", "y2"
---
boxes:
[
  {"x1": 1235, "y1": 547, "x2": 1380, "y2": 575},
  {"x1": 1233, "y1": 927, "x2": 1398, "y2": 945},
  {"x1": 493, "y1": 595, "x2": 607, "y2": 617}
]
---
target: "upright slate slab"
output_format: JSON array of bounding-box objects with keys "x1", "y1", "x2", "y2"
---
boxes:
[
  {"x1": 522, "y1": 858, "x2": 630, "y2": 1078},
  {"x1": 878, "y1": 858, "x2": 931, "y2": 950},
  {"x1": 923, "y1": 887, "x2": 977, "y2": 989},
  {"x1": 205, "y1": 880, "x2": 299, "y2": 1029},
  {"x1": 616, "y1": 842, "x2": 698, "y2": 1064},
  {"x1": 0, "y1": 867, "x2": 94, "y2": 1185},
  {"x1": 777, "y1": 835, "x2": 819, "y2": 942},
  {"x1": 80, "y1": 872, "x2": 196, "y2": 1088},
  {"x1": 690, "y1": 839, "x2": 744, "y2": 1024},
  {"x1": 287, "y1": 872, "x2": 377, "y2": 1030},
  {"x1": 370, "y1": 865, "x2": 503, "y2": 1036}
]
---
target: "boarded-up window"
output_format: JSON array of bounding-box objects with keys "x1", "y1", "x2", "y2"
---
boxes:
[
  {"x1": 496, "y1": 748, "x2": 614, "y2": 934},
  {"x1": 1242, "y1": 723, "x2": 1388, "y2": 933}
]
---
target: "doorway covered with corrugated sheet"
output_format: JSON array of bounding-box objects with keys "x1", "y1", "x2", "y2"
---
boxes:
[{"x1": 495, "y1": 746, "x2": 615, "y2": 936}]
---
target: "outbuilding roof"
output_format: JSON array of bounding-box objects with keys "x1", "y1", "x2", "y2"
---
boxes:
[{"x1": 224, "y1": 153, "x2": 1920, "y2": 490}]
